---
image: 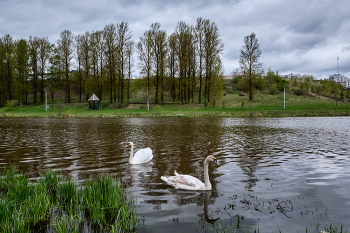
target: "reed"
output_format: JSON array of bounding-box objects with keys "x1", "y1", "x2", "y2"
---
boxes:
[
  {"x1": 81, "y1": 173, "x2": 138, "y2": 230},
  {"x1": 0, "y1": 165, "x2": 138, "y2": 233}
]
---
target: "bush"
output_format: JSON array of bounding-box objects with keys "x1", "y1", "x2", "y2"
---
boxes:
[
  {"x1": 109, "y1": 102, "x2": 122, "y2": 109},
  {"x1": 153, "y1": 105, "x2": 162, "y2": 114},
  {"x1": 268, "y1": 85, "x2": 279, "y2": 95},
  {"x1": 221, "y1": 100, "x2": 226, "y2": 109},
  {"x1": 55, "y1": 103, "x2": 64, "y2": 116},
  {"x1": 292, "y1": 87, "x2": 304, "y2": 96},
  {"x1": 5, "y1": 100, "x2": 14, "y2": 111},
  {"x1": 204, "y1": 99, "x2": 208, "y2": 110}
]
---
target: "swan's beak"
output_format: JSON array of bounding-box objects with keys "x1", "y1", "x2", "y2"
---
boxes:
[
  {"x1": 126, "y1": 143, "x2": 130, "y2": 147},
  {"x1": 213, "y1": 158, "x2": 220, "y2": 165}
]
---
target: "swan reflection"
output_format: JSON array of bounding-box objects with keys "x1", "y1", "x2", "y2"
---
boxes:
[
  {"x1": 129, "y1": 162, "x2": 153, "y2": 187},
  {"x1": 202, "y1": 191, "x2": 220, "y2": 225},
  {"x1": 173, "y1": 190, "x2": 219, "y2": 225}
]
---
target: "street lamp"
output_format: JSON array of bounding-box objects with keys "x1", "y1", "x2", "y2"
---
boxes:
[
  {"x1": 43, "y1": 89, "x2": 48, "y2": 112},
  {"x1": 283, "y1": 79, "x2": 286, "y2": 110}
]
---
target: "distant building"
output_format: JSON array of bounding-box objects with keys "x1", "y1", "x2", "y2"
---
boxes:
[
  {"x1": 280, "y1": 73, "x2": 301, "y2": 79},
  {"x1": 301, "y1": 74, "x2": 313, "y2": 80},
  {"x1": 329, "y1": 74, "x2": 349, "y2": 88},
  {"x1": 280, "y1": 73, "x2": 314, "y2": 81}
]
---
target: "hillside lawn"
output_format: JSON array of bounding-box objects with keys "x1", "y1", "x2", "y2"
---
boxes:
[{"x1": 1, "y1": 91, "x2": 350, "y2": 118}]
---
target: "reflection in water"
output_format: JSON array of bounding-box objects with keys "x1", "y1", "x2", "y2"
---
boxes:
[
  {"x1": 129, "y1": 163, "x2": 153, "y2": 187},
  {"x1": 172, "y1": 190, "x2": 219, "y2": 225},
  {"x1": 203, "y1": 191, "x2": 220, "y2": 225},
  {"x1": 1, "y1": 117, "x2": 350, "y2": 232}
]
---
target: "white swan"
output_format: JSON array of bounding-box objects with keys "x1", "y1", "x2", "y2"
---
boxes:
[
  {"x1": 161, "y1": 155, "x2": 220, "y2": 190},
  {"x1": 126, "y1": 142, "x2": 153, "y2": 164}
]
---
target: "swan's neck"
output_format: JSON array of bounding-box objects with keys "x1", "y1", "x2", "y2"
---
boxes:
[
  {"x1": 204, "y1": 159, "x2": 211, "y2": 190},
  {"x1": 129, "y1": 144, "x2": 134, "y2": 164}
]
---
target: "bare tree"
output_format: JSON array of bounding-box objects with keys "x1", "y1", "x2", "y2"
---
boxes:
[
  {"x1": 195, "y1": 17, "x2": 206, "y2": 104},
  {"x1": 126, "y1": 40, "x2": 134, "y2": 103},
  {"x1": 117, "y1": 22, "x2": 132, "y2": 104},
  {"x1": 150, "y1": 23, "x2": 167, "y2": 104},
  {"x1": 57, "y1": 30, "x2": 74, "y2": 103},
  {"x1": 103, "y1": 24, "x2": 117, "y2": 104},
  {"x1": 0, "y1": 35, "x2": 16, "y2": 105},
  {"x1": 186, "y1": 26, "x2": 196, "y2": 103},
  {"x1": 203, "y1": 20, "x2": 224, "y2": 103},
  {"x1": 175, "y1": 21, "x2": 191, "y2": 104},
  {"x1": 80, "y1": 32, "x2": 91, "y2": 101},
  {"x1": 75, "y1": 34, "x2": 84, "y2": 102},
  {"x1": 90, "y1": 30, "x2": 104, "y2": 100},
  {"x1": 29, "y1": 36, "x2": 40, "y2": 105},
  {"x1": 38, "y1": 37, "x2": 50, "y2": 104},
  {"x1": 167, "y1": 33, "x2": 178, "y2": 101},
  {"x1": 210, "y1": 55, "x2": 224, "y2": 107},
  {"x1": 239, "y1": 32, "x2": 262, "y2": 100},
  {"x1": 48, "y1": 44, "x2": 62, "y2": 104},
  {"x1": 137, "y1": 29, "x2": 153, "y2": 104},
  {"x1": 14, "y1": 38, "x2": 29, "y2": 105}
]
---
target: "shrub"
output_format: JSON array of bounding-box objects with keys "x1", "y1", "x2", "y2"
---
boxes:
[
  {"x1": 204, "y1": 99, "x2": 208, "y2": 110},
  {"x1": 153, "y1": 105, "x2": 162, "y2": 114},
  {"x1": 268, "y1": 85, "x2": 279, "y2": 95},
  {"x1": 5, "y1": 100, "x2": 15, "y2": 111},
  {"x1": 221, "y1": 100, "x2": 226, "y2": 109}
]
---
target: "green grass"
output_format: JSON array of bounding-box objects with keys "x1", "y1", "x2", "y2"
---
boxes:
[
  {"x1": 1, "y1": 92, "x2": 350, "y2": 118},
  {"x1": 0, "y1": 165, "x2": 138, "y2": 233}
]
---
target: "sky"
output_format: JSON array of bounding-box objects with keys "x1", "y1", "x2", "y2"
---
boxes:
[{"x1": 1, "y1": 0, "x2": 350, "y2": 79}]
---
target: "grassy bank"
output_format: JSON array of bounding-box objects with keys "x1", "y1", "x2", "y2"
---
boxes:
[
  {"x1": 0, "y1": 166, "x2": 137, "y2": 233},
  {"x1": 1, "y1": 92, "x2": 350, "y2": 118}
]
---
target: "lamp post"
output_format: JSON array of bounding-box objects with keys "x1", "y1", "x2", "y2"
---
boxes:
[
  {"x1": 43, "y1": 89, "x2": 47, "y2": 112},
  {"x1": 284, "y1": 84, "x2": 285, "y2": 110},
  {"x1": 147, "y1": 84, "x2": 149, "y2": 111}
]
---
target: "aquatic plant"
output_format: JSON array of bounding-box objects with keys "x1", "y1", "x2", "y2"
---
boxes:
[{"x1": 0, "y1": 165, "x2": 138, "y2": 233}]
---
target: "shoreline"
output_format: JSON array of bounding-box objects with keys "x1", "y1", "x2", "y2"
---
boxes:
[{"x1": 1, "y1": 109, "x2": 349, "y2": 118}]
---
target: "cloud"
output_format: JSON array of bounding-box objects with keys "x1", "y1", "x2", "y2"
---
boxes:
[
  {"x1": 1, "y1": 0, "x2": 350, "y2": 78},
  {"x1": 342, "y1": 45, "x2": 350, "y2": 52}
]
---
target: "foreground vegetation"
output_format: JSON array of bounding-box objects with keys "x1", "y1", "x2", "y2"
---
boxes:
[{"x1": 0, "y1": 166, "x2": 137, "y2": 233}]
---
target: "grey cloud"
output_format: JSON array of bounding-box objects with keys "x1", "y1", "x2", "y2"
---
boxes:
[
  {"x1": 1, "y1": 0, "x2": 350, "y2": 78},
  {"x1": 342, "y1": 45, "x2": 350, "y2": 52}
]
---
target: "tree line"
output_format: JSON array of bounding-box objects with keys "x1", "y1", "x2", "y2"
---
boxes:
[{"x1": 0, "y1": 18, "x2": 224, "y2": 107}]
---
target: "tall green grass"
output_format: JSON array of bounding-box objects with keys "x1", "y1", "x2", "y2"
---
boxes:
[{"x1": 0, "y1": 165, "x2": 138, "y2": 233}]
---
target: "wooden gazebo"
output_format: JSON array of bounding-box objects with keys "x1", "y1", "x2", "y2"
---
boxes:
[{"x1": 88, "y1": 94, "x2": 100, "y2": 110}]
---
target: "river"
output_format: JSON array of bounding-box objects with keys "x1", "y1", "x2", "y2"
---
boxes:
[{"x1": 0, "y1": 117, "x2": 349, "y2": 232}]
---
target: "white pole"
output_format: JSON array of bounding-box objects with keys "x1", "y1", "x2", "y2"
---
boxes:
[
  {"x1": 43, "y1": 89, "x2": 47, "y2": 112},
  {"x1": 284, "y1": 85, "x2": 285, "y2": 110},
  {"x1": 147, "y1": 84, "x2": 149, "y2": 111}
]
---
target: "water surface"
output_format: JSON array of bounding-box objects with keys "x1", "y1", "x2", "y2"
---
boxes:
[{"x1": 0, "y1": 117, "x2": 349, "y2": 232}]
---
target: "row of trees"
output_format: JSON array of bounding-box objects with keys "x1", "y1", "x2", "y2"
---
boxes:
[{"x1": 0, "y1": 18, "x2": 225, "y2": 107}]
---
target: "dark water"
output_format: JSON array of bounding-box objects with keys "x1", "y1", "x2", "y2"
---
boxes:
[{"x1": 1, "y1": 117, "x2": 350, "y2": 232}]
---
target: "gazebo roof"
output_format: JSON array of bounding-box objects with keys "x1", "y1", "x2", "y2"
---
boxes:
[{"x1": 88, "y1": 94, "x2": 100, "y2": 101}]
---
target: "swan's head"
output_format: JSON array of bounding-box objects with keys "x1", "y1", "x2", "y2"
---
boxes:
[
  {"x1": 126, "y1": 142, "x2": 134, "y2": 147},
  {"x1": 207, "y1": 155, "x2": 220, "y2": 165}
]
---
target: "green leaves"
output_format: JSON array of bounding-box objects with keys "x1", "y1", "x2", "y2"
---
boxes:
[{"x1": 0, "y1": 166, "x2": 138, "y2": 233}]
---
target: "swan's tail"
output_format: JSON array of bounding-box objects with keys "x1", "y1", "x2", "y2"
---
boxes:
[{"x1": 174, "y1": 170, "x2": 179, "y2": 176}]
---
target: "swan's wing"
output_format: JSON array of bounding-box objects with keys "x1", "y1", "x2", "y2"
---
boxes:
[
  {"x1": 133, "y1": 148, "x2": 153, "y2": 164},
  {"x1": 161, "y1": 175, "x2": 205, "y2": 190}
]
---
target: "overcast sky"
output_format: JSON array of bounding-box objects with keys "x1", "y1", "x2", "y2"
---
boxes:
[{"x1": 1, "y1": 0, "x2": 350, "y2": 79}]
